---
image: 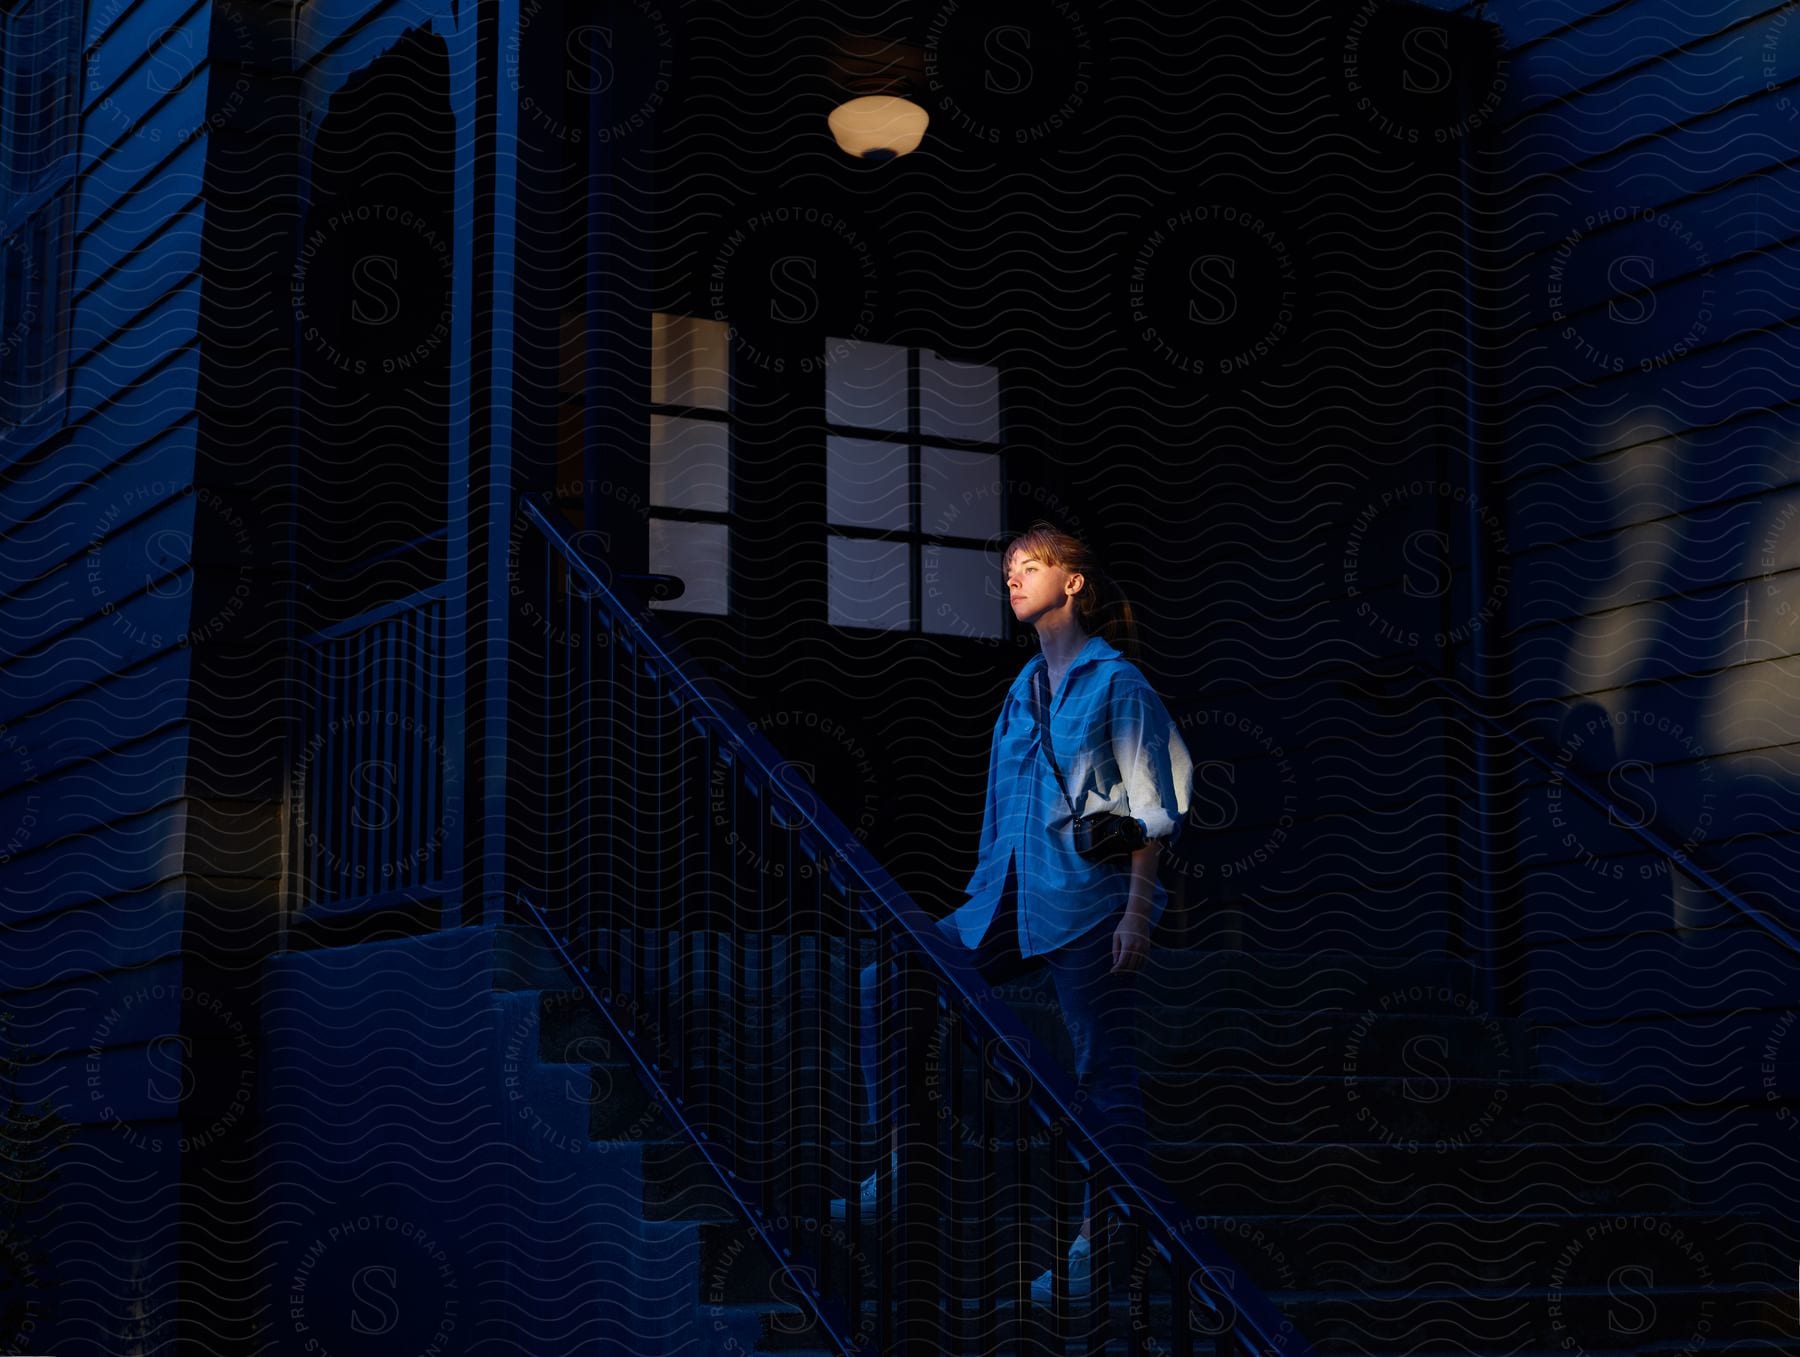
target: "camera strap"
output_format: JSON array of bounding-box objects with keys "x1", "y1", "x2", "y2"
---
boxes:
[{"x1": 1029, "y1": 662, "x2": 1091, "y2": 826}]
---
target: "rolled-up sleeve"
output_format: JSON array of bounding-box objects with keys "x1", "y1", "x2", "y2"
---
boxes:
[{"x1": 1108, "y1": 677, "x2": 1192, "y2": 844}]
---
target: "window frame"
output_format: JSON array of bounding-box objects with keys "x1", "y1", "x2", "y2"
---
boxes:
[
  {"x1": 645, "y1": 311, "x2": 735, "y2": 617},
  {"x1": 0, "y1": 0, "x2": 80, "y2": 444},
  {"x1": 824, "y1": 344, "x2": 1007, "y2": 637}
]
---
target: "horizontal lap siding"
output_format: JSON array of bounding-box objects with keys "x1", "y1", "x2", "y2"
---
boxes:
[
  {"x1": 0, "y1": 0, "x2": 211, "y2": 1101},
  {"x1": 1455, "y1": 0, "x2": 1800, "y2": 1097}
]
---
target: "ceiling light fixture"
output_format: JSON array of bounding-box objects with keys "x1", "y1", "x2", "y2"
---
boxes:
[{"x1": 828, "y1": 35, "x2": 928, "y2": 162}]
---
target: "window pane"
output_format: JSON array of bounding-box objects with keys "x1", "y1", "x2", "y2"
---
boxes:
[
  {"x1": 824, "y1": 338, "x2": 908, "y2": 432},
  {"x1": 828, "y1": 536, "x2": 909, "y2": 630},
  {"x1": 920, "y1": 446, "x2": 1000, "y2": 540},
  {"x1": 8, "y1": 0, "x2": 73, "y2": 197},
  {"x1": 39, "y1": 190, "x2": 69, "y2": 407},
  {"x1": 826, "y1": 434, "x2": 909, "y2": 530},
  {"x1": 651, "y1": 312, "x2": 730, "y2": 410},
  {"x1": 0, "y1": 233, "x2": 24, "y2": 426},
  {"x1": 648, "y1": 518, "x2": 730, "y2": 615},
  {"x1": 920, "y1": 351, "x2": 999, "y2": 443},
  {"x1": 923, "y1": 544, "x2": 1005, "y2": 638},
  {"x1": 649, "y1": 414, "x2": 729, "y2": 512}
]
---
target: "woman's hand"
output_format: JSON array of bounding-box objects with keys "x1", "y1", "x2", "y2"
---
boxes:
[
  {"x1": 1112, "y1": 840, "x2": 1160, "y2": 974},
  {"x1": 1111, "y1": 909, "x2": 1152, "y2": 974}
]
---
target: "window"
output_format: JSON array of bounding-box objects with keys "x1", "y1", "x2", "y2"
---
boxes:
[
  {"x1": 0, "y1": 187, "x2": 69, "y2": 431},
  {"x1": 0, "y1": 0, "x2": 79, "y2": 435},
  {"x1": 646, "y1": 312, "x2": 732, "y2": 615},
  {"x1": 824, "y1": 340, "x2": 1005, "y2": 637},
  {"x1": 1, "y1": 0, "x2": 78, "y2": 207}
]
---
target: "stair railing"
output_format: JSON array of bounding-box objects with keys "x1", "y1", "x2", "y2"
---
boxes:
[
  {"x1": 515, "y1": 493, "x2": 1314, "y2": 1357},
  {"x1": 287, "y1": 581, "x2": 459, "y2": 921}
]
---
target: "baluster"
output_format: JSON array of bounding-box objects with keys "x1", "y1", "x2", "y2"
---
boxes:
[
  {"x1": 1081, "y1": 1136, "x2": 1107, "y2": 1355},
  {"x1": 426, "y1": 602, "x2": 442, "y2": 892},
  {"x1": 576, "y1": 583, "x2": 590, "y2": 971},
  {"x1": 369, "y1": 621, "x2": 387, "y2": 890},
  {"x1": 582, "y1": 573, "x2": 598, "y2": 978},
  {"x1": 1171, "y1": 1254, "x2": 1194, "y2": 1357},
  {"x1": 1123, "y1": 1216, "x2": 1148, "y2": 1357},
  {"x1": 323, "y1": 639, "x2": 341, "y2": 903},
  {"x1": 296, "y1": 640, "x2": 310, "y2": 909},
  {"x1": 1007, "y1": 1071, "x2": 1028, "y2": 1352},
  {"x1": 297, "y1": 640, "x2": 318, "y2": 914},
  {"x1": 341, "y1": 635, "x2": 358, "y2": 897},
  {"x1": 893, "y1": 943, "x2": 933, "y2": 1351},
  {"x1": 561, "y1": 571, "x2": 575, "y2": 963},
  {"x1": 871, "y1": 910, "x2": 892, "y2": 1355},
  {"x1": 849, "y1": 891, "x2": 870, "y2": 1333},
  {"x1": 794, "y1": 837, "x2": 815, "y2": 1228},
  {"x1": 333, "y1": 636, "x2": 353, "y2": 902},
  {"x1": 740, "y1": 775, "x2": 754, "y2": 1201},
  {"x1": 983, "y1": 1044, "x2": 1003, "y2": 1344},
  {"x1": 722, "y1": 760, "x2": 737, "y2": 1168},
  {"x1": 1052, "y1": 1121, "x2": 1075, "y2": 1349},
  {"x1": 586, "y1": 587, "x2": 603, "y2": 987},
  {"x1": 399, "y1": 610, "x2": 419, "y2": 888},
  {"x1": 946, "y1": 1000, "x2": 969, "y2": 1350},
  {"x1": 381, "y1": 616, "x2": 395, "y2": 890},
  {"x1": 654, "y1": 679, "x2": 674, "y2": 1074},
  {"x1": 678, "y1": 717, "x2": 700, "y2": 1134},
  {"x1": 399, "y1": 613, "x2": 414, "y2": 885},
  {"x1": 341, "y1": 630, "x2": 356, "y2": 896},
  {"x1": 785, "y1": 822, "x2": 806, "y2": 1228},
  {"x1": 1084, "y1": 1182, "x2": 1109, "y2": 1355},
  {"x1": 943, "y1": 986, "x2": 972, "y2": 1346},
  {"x1": 540, "y1": 547, "x2": 553, "y2": 931},
  {"x1": 627, "y1": 649, "x2": 639, "y2": 1005},
  {"x1": 699, "y1": 726, "x2": 719, "y2": 1137},
  {"x1": 582, "y1": 586, "x2": 596, "y2": 969},
  {"x1": 756, "y1": 784, "x2": 772, "y2": 1222},
  {"x1": 355, "y1": 625, "x2": 375, "y2": 892},
  {"x1": 604, "y1": 623, "x2": 617, "y2": 989},
  {"x1": 380, "y1": 618, "x2": 399, "y2": 890},
  {"x1": 430, "y1": 601, "x2": 446, "y2": 892}
]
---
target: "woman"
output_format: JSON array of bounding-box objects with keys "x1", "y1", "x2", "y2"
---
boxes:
[{"x1": 839, "y1": 520, "x2": 1193, "y2": 1304}]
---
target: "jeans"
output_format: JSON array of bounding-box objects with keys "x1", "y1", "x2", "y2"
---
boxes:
[{"x1": 856, "y1": 859, "x2": 1159, "y2": 1222}]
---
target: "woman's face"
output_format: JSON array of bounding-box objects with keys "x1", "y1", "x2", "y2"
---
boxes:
[{"x1": 1005, "y1": 551, "x2": 1082, "y2": 623}]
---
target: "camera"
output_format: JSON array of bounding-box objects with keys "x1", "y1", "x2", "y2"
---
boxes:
[{"x1": 1072, "y1": 813, "x2": 1148, "y2": 864}]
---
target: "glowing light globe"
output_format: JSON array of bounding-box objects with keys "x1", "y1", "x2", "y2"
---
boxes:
[{"x1": 828, "y1": 95, "x2": 928, "y2": 161}]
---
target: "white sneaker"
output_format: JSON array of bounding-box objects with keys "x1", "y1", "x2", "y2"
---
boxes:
[
  {"x1": 827, "y1": 1152, "x2": 896, "y2": 1222},
  {"x1": 1028, "y1": 1232, "x2": 1091, "y2": 1306}
]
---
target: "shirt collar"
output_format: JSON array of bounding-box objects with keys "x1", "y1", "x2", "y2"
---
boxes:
[{"x1": 1013, "y1": 632, "x2": 1121, "y2": 699}]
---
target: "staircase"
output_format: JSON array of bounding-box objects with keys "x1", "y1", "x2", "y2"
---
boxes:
[
  {"x1": 496, "y1": 919, "x2": 1800, "y2": 1356},
  {"x1": 497, "y1": 499, "x2": 1800, "y2": 1355}
]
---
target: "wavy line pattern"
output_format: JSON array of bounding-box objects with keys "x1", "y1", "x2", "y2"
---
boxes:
[{"x1": 0, "y1": 0, "x2": 1797, "y2": 1352}]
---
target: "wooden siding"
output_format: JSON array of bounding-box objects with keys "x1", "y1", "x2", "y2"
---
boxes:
[
  {"x1": 1410, "y1": 0, "x2": 1800, "y2": 1106},
  {"x1": 0, "y1": 0, "x2": 226, "y2": 1344}
]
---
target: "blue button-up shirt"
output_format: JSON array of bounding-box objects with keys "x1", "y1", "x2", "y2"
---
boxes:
[{"x1": 946, "y1": 633, "x2": 1194, "y2": 958}]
